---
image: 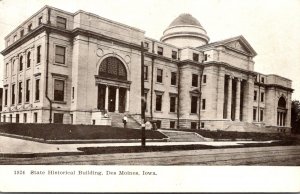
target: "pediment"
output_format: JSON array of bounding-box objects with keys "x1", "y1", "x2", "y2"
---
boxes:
[
  {"x1": 224, "y1": 36, "x2": 257, "y2": 56},
  {"x1": 226, "y1": 40, "x2": 250, "y2": 54}
]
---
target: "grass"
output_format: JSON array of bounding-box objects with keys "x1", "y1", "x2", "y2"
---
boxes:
[{"x1": 0, "y1": 123, "x2": 167, "y2": 140}]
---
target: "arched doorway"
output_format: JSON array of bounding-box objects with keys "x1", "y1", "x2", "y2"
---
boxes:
[
  {"x1": 277, "y1": 96, "x2": 287, "y2": 126},
  {"x1": 96, "y1": 57, "x2": 130, "y2": 113}
]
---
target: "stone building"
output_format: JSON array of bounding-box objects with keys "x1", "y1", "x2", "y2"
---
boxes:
[{"x1": 1, "y1": 6, "x2": 293, "y2": 131}]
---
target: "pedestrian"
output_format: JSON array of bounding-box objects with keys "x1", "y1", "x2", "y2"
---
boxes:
[{"x1": 123, "y1": 115, "x2": 127, "y2": 128}]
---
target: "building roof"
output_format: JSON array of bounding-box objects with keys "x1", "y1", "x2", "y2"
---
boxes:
[{"x1": 169, "y1": 13, "x2": 202, "y2": 27}]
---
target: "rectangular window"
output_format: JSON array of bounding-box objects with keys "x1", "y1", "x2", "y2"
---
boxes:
[
  {"x1": 204, "y1": 54, "x2": 208, "y2": 61},
  {"x1": 193, "y1": 53, "x2": 199, "y2": 62},
  {"x1": 11, "y1": 84, "x2": 15, "y2": 105},
  {"x1": 170, "y1": 121, "x2": 175, "y2": 129},
  {"x1": 18, "y1": 82, "x2": 23, "y2": 104},
  {"x1": 72, "y1": 87, "x2": 74, "y2": 100},
  {"x1": 19, "y1": 56, "x2": 23, "y2": 71},
  {"x1": 13, "y1": 35, "x2": 17, "y2": 42},
  {"x1": 191, "y1": 122, "x2": 197, "y2": 129},
  {"x1": 156, "y1": 120, "x2": 161, "y2": 129},
  {"x1": 202, "y1": 99, "x2": 206, "y2": 110},
  {"x1": 201, "y1": 122, "x2": 205, "y2": 128},
  {"x1": 170, "y1": 96, "x2": 176, "y2": 112},
  {"x1": 253, "y1": 108, "x2": 257, "y2": 121},
  {"x1": 171, "y1": 72, "x2": 177, "y2": 86},
  {"x1": 34, "y1": 112, "x2": 38, "y2": 123},
  {"x1": 54, "y1": 80, "x2": 65, "y2": 101},
  {"x1": 157, "y1": 69, "x2": 163, "y2": 83},
  {"x1": 35, "y1": 79, "x2": 40, "y2": 101},
  {"x1": 23, "y1": 113, "x2": 27, "y2": 123},
  {"x1": 4, "y1": 89, "x2": 8, "y2": 106},
  {"x1": 254, "y1": 91, "x2": 257, "y2": 101},
  {"x1": 38, "y1": 16, "x2": 43, "y2": 25},
  {"x1": 26, "y1": 79, "x2": 30, "y2": 102},
  {"x1": 191, "y1": 96, "x2": 198, "y2": 113},
  {"x1": 192, "y1": 74, "x2": 198, "y2": 87},
  {"x1": 55, "y1": 45, "x2": 66, "y2": 64},
  {"x1": 57, "y1": 16, "x2": 67, "y2": 29},
  {"x1": 20, "y1": 29, "x2": 24, "y2": 37},
  {"x1": 157, "y1": 46, "x2": 163, "y2": 55},
  {"x1": 203, "y1": 74, "x2": 207, "y2": 84},
  {"x1": 54, "y1": 113, "x2": 64, "y2": 123},
  {"x1": 261, "y1": 92, "x2": 264, "y2": 102},
  {"x1": 28, "y1": 23, "x2": 32, "y2": 32},
  {"x1": 144, "y1": 92, "x2": 148, "y2": 112},
  {"x1": 16, "y1": 114, "x2": 19, "y2": 123},
  {"x1": 156, "y1": 94, "x2": 162, "y2": 111},
  {"x1": 261, "y1": 77, "x2": 265, "y2": 83},
  {"x1": 144, "y1": 66, "x2": 148, "y2": 80},
  {"x1": 27, "y1": 52, "x2": 31, "y2": 68},
  {"x1": 172, "y1": 51, "x2": 177, "y2": 59},
  {"x1": 260, "y1": 109, "x2": 264, "y2": 122},
  {"x1": 5, "y1": 63, "x2": 8, "y2": 77},
  {"x1": 37, "y1": 45, "x2": 41, "y2": 64},
  {"x1": 7, "y1": 40, "x2": 10, "y2": 47},
  {"x1": 144, "y1": 42, "x2": 149, "y2": 49}
]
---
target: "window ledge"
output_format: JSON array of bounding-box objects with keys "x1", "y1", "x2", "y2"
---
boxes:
[
  {"x1": 34, "y1": 100, "x2": 40, "y2": 103},
  {"x1": 154, "y1": 110, "x2": 162, "y2": 113},
  {"x1": 53, "y1": 63, "x2": 67, "y2": 67},
  {"x1": 169, "y1": 112, "x2": 177, "y2": 114},
  {"x1": 53, "y1": 101, "x2": 67, "y2": 104},
  {"x1": 36, "y1": 63, "x2": 41, "y2": 66},
  {"x1": 155, "y1": 82, "x2": 164, "y2": 85},
  {"x1": 170, "y1": 84, "x2": 177, "y2": 87},
  {"x1": 190, "y1": 113, "x2": 198, "y2": 115}
]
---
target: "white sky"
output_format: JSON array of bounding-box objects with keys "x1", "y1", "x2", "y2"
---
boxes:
[{"x1": 0, "y1": 0, "x2": 299, "y2": 100}]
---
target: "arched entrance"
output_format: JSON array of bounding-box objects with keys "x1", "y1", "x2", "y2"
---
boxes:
[
  {"x1": 277, "y1": 96, "x2": 287, "y2": 126},
  {"x1": 95, "y1": 57, "x2": 130, "y2": 113}
]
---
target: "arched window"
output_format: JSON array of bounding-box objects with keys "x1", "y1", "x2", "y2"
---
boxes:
[
  {"x1": 278, "y1": 96, "x2": 286, "y2": 109},
  {"x1": 27, "y1": 52, "x2": 31, "y2": 68},
  {"x1": 98, "y1": 57, "x2": 127, "y2": 80},
  {"x1": 19, "y1": 56, "x2": 23, "y2": 71}
]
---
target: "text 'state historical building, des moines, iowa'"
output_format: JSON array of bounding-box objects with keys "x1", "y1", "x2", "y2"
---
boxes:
[{"x1": 0, "y1": 6, "x2": 293, "y2": 132}]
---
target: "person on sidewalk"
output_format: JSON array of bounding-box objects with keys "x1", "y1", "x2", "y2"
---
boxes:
[{"x1": 123, "y1": 115, "x2": 128, "y2": 128}]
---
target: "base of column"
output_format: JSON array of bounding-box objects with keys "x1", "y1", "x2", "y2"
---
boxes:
[{"x1": 115, "y1": 110, "x2": 119, "y2": 113}]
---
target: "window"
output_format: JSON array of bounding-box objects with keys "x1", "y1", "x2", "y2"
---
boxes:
[
  {"x1": 201, "y1": 122, "x2": 205, "y2": 129},
  {"x1": 3, "y1": 115, "x2": 6, "y2": 122},
  {"x1": 157, "y1": 46, "x2": 163, "y2": 55},
  {"x1": 20, "y1": 29, "x2": 24, "y2": 37},
  {"x1": 204, "y1": 54, "x2": 208, "y2": 61},
  {"x1": 172, "y1": 51, "x2": 177, "y2": 59},
  {"x1": 191, "y1": 96, "x2": 198, "y2": 113},
  {"x1": 72, "y1": 87, "x2": 74, "y2": 100},
  {"x1": 170, "y1": 121, "x2": 175, "y2": 129},
  {"x1": 203, "y1": 75, "x2": 207, "y2": 84},
  {"x1": 144, "y1": 92, "x2": 148, "y2": 112},
  {"x1": 261, "y1": 92, "x2": 264, "y2": 102},
  {"x1": 34, "y1": 112, "x2": 38, "y2": 123},
  {"x1": 38, "y1": 16, "x2": 43, "y2": 25},
  {"x1": 54, "y1": 113, "x2": 64, "y2": 123},
  {"x1": 98, "y1": 57, "x2": 127, "y2": 80},
  {"x1": 16, "y1": 114, "x2": 19, "y2": 123},
  {"x1": 12, "y1": 60, "x2": 16, "y2": 74},
  {"x1": 26, "y1": 79, "x2": 30, "y2": 102},
  {"x1": 170, "y1": 96, "x2": 176, "y2": 112},
  {"x1": 18, "y1": 82, "x2": 23, "y2": 104},
  {"x1": 156, "y1": 120, "x2": 161, "y2": 129},
  {"x1": 23, "y1": 113, "x2": 27, "y2": 123},
  {"x1": 11, "y1": 84, "x2": 15, "y2": 105},
  {"x1": 193, "y1": 53, "x2": 199, "y2": 61},
  {"x1": 144, "y1": 66, "x2": 148, "y2": 80},
  {"x1": 254, "y1": 91, "x2": 257, "y2": 101},
  {"x1": 253, "y1": 108, "x2": 257, "y2": 121},
  {"x1": 260, "y1": 109, "x2": 264, "y2": 122},
  {"x1": 202, "y1": 99, "x2": 206, "y2": 110},
  {"x1": 156, "y1": 94, "x2": 162, "y2": 111},
  {"x1": 57, "y1": 16, "x2": 67, "y2": 29},
  {"x1": 13, "y1": 35, "x2": 17, "y2": 42},
  {"x1": 7, "y1": 40, "x2": 10, "y2": 47},
  {"x1": 54, "y1": 80, "x2": 65, "y2": 102},
  {"x1": 28, "y1": 23, "x2": 32, "y2": 32},
  {"x1": 191, "y1": 122, "x2": 197, "y2": 129},
  {"x1": 9, "y1": 114, "x2": 12, "y2": 123},
  {"x1": 144, "y1": 42, "x2": 149, "y2": 49},
  {"x1": 171, "y1": 72, "x2": 177, "y2": 85},
  {"x1": 19, "y1": 56, "x2": 23, "y2": 71},
  {"x1": 5, "y1": 63, "x2": 8, "y2": 77},
  {"x1": 27, "y1": 52, "x2": 31, "y2": 68},
  {"x1": 35, "y1": 79, "x2": 40, "y2": 101},
  {"x1": 192, "y1": 74, "x2": 198, "y2": 87},
  {"x1": 4, "y1": 89, "x2": 8, "y2": 106},
  {"x1": 37, "y1": 45, "x2": 41, "y2": 64},
  {"x1": 55, "y1": 45, "x2": 66, "y2": 64},
  {"x1": 157, "y1": 69, "x2": 163, "y2": 83},
  {"x1": 261, "y1": 77, "x2": 265, "y2": 83}
]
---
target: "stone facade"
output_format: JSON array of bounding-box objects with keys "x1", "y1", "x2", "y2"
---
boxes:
[{"x1": 1, "y1": 6, "x2": 293, "y2": 132}]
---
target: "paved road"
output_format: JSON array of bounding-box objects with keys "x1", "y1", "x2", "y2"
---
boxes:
[{"x1": 1, "y1": 145, "x2": 300, "y2": 165}]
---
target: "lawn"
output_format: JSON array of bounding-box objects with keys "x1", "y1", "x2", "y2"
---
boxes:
[{"x1": 0, "y1": 123, "x2": 167, "y2": 140}]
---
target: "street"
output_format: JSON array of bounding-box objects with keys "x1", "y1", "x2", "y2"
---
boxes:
[{"x1": 1, "y1": 145, "x2": 300, "y2": 165}]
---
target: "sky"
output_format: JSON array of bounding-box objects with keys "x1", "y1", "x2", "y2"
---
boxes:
[{"x1": 0, "y1": 0, "x2": 299, "y2": 100}]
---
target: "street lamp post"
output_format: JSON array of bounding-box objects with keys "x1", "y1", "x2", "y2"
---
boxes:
[{"x1": 141, "y1": 42, "x2": 146, "y2": 147}]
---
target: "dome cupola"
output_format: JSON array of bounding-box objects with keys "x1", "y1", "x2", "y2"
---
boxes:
[{"x1": 161, "y1": 13, "x2": 209, "y2": 48}]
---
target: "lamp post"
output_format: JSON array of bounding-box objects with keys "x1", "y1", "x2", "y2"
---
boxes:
[{"x1": 141, "y1": 42, "x2": 146, "y2": 147}]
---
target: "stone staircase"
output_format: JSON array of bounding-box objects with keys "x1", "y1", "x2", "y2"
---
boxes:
[
  {"x1": 109, "y1": 112, "x2": 141, "y2": 129},
  {"x1": 159, "y1": 130, "x2": 209, "y2": 142},
  {"x1": 225, "y1": 122, "x2": 278, "y2": 133}
]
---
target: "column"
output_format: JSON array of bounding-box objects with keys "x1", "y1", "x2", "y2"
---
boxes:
[
  {"x1": 227, "y1": 76, "x2": 232, "y2": 120},
  {"x1": 115, "y1": 87, "x2": 119, "y2": 113},
  {"x1": 235, "y1": 78, "x2": 241, "y2": 121},
  {"x1": 125, "y1": 89, "x2": 130, "y2": 112},
  {"x1": 104, "y1": 85, "x2": 109, "y2": 111}
]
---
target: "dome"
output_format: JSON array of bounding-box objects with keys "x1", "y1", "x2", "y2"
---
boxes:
[
  {"x1": 161, "y1": 13, "x2": 209, "y2": 48},
  {"x1": 169, "y1": 13, "x2": 202, "y2": 28}
]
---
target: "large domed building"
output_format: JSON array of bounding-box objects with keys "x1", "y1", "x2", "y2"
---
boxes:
[{"x1": 1, "y1": 6, "x2": 293, "y2": 133}]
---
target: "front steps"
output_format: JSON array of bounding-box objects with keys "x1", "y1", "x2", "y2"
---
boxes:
[
  {"x1": 109, "y1": 112, "x2": 141, "y2": 129},
  {"x1": 159, "y1": 130, "x2": 209, "y2": 142},
  {"x1": 225, "y1": 122, "x2": 283, "y2": 133}
]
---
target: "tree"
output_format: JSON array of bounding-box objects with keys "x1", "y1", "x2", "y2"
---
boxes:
[{"x1": 291, "y1": 100, "x2": 300, "y2": 134}]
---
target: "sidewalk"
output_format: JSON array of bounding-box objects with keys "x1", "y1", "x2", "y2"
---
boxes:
[{"x1": 0, "y1": 135, "x2": 275, "y2": 157}]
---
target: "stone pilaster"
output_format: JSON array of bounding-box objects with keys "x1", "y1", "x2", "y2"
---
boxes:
[
  {"x1": 235, "y1": 78, "x2": 241, "y2": 121},
  {"x1": 227, "y1": 76, "x2": 232, "y2": 120}
]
